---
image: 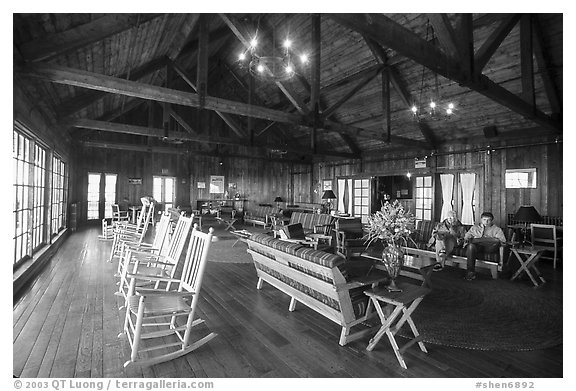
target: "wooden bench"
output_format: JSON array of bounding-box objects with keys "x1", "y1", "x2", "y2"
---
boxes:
[
  {"x1": 244, "y1": 205, "x2": 280, "y2": 228},
  {"x1": 402, "y1": 246, "x2": 500, "y2": 279},
  {"x1": 246, "y1": 234, "x2": 388, "y2": 346}
]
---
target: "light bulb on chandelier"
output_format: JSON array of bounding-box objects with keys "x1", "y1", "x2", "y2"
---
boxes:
[
  {"x1": 236, "y1": 21, "x2": 308, "y2": 82},
  {"x1": 410, "y1": 18, "x2": 460, "y2": 121}
]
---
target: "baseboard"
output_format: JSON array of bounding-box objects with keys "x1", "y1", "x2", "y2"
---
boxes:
[{"x1": 13, "y1": 229, "x2": 70, "y2": 300}]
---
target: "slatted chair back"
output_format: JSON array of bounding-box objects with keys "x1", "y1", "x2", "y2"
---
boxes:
[
  {"x1": 151, "y1": 212, "x2": 172, "y2": 252},
  {"x1": 163, "y1": 215, "x2": 194, "y2": 269},
  {"x1": 530, "y1": 224, "x2": 560, "y2": 268},
  {"x1": 179, "y1": 226, "x2": 214, "y2": 297}
]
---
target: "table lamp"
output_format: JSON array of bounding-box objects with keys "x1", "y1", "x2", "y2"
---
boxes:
[
  {"x1": 513, "y1": 205, "x2": 542, "y2": 245},
  {"x1": 321, "y1": 190, "x2": 337, "y2": 214},
  {"x1": 274, "y1": 196, "x2": 283, "y2": 209}
]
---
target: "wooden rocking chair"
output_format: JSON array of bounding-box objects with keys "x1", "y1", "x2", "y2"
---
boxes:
[
  {"x1": 115, "y1": 211, "x2": 173, "y2": 279},
  {"x1": 115, "y1": 215, "x2": 193, "y2": 304},
  {"x1": 108, "y1": 200, "x2": 155, "y2": 263},
  {"x1": 119, "y1": 225, "x2": 216, "y2": 368}
]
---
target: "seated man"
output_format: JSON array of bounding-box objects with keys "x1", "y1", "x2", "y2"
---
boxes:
[
  {"x1": 463, "y1": 212, "x2": 506, "y2": 281},
  {"x1": 427, "y1": 210, "x2": 466, "y2": 271}
]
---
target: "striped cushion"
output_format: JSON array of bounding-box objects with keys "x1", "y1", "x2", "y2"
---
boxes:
[
  {"x1": 293, "y1": 247, "x2": 344, "y2": 268},
  {"x1": 289, "y1": 212, "x2": 334, "y2": 234},
  {"x1": 249, "y1": 233, "x2": 302, "y2": 255}
]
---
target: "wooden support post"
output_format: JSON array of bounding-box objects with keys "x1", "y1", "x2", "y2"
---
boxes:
[
  {"x1": 381, "y1": 68, "x2": 391, "y2": 143},
  {"x1": 458, "y1": 13, "x2": 474, "y2": 82},
  {"x1": 520, "y1": 14, "x2": 535, "y2": 107},
  {"x1": 197, "y1": 14, "x2": 209, "y2": 133},
  {"x1": 248, "y1": 73, "x2": 254, "y2": 145},
  {"x1": 310, "y1": 14, "x2": 321, "y2": 154}
]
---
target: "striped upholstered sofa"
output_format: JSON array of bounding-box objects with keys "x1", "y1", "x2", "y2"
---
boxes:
[
  {"x1": 244, "y1": 205, "x2": 280, "y2": 227},
  {"x1": 246, "y1": 233, "x2": 388, "y2": 345},
  {"x1": 288, "y1": 211, "x2": 335, "y2": 235}
]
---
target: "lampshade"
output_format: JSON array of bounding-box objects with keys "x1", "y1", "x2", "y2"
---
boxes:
[
  {"x1": 513, "y1": 206, "x2": 542, "y2": 223},
  {"x1": 322, "y1": 190, "x2": 337, "y2": 200},
  {"x1": 274, "y1": 196, "x2": 283, "y2": 203}
]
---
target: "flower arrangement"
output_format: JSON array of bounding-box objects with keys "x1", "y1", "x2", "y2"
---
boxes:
[
  {"x1": 364, "y1": 200, "x2": 416, "y2": 292},
  {"x1": 364, "y1": 200, "x2": 417, "y2": 249}
]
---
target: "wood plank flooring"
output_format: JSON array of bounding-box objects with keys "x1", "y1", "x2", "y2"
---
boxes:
[{"x1": 13, "y1": 225, "x2": 563, "y2": 378}]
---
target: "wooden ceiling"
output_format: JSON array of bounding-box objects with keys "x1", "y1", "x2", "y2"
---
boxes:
[{"x1": 13, "y1": 13, "x2": 563, "y2": 161}]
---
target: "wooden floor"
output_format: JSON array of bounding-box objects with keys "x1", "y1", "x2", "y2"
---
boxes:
[{"x1": 13, "y1": 225, "x2": 563, "y2": 378}]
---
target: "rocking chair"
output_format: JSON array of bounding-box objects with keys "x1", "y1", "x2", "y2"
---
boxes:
[
  {"x1": 108, "y1": 200, "x2": 155, "y2": 263},
  {"x1": 115, "y1": 215, "x2": 194, "y2": 304},
  {"x1": 119, "y1": 225, "x2": 216, "y2": 367}
]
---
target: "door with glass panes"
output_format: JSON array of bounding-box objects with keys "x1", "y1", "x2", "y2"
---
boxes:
[{"x1": 87, "y1": 173, "x2": 117, "y2": 220}]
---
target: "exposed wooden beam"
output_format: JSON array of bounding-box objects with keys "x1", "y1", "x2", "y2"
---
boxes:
[
  {"x1": 169, "y1": 107, "x2": 197, "y2": 135},
  {"x1": 83, "y1": 140, "x2": 188, "y2": 155},
  {"x1": 197, "y1": 14, "x2": 209, "y2": 109},
  {"x1": 310, "y1": 14, "x2": 321, "y2": 153},
  {"x1": 219, "y1": 13, "x2": 311, "y2": 116},
  {"x1": 364, "y1": 37, "x2": 437, "y2": 147},
  {"x1": 456, "y1": 14, "x2": 474, "y2": 81},
  {"x1": 20, "y1": 62, "x2": 304, "y2": 124},
  {"x1": 18, "y1": 14, "x2": 162, "y2": 62},
  {"x1": 532, "y1": 15, "x2": 561, "y2": 114},
  {"x1": 170, "y1": 60, "x2": 247, "y2": 138},
  {"x1": 474, "y1": 14, "x2": 521, "y2": 72},
  {"x1": 427, "y1": 14, "x2": 460, "y2": 60},
  {"x1": 69, "y1": 118, "x2": 358, "y2": 159},
  {"x1": 331, "y1": 14, "x2": 464, "y2": 80},
  {"x1": 381, "y1": 69, "x2": 391, "y2": 143},
  {"x1": 332, "y1": 14, "x2": 561, "y2": 133},
  {"x1": 322, "y1": 65, "x2": 383, "y2": 120},
  {"x1": 520, "y1": 14, "x2": 535, "y2": 107},
  {"x1": 56, "y1": 56, "x2": 168, "y2": 119}
]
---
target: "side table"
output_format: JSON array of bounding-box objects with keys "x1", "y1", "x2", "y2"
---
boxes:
[
  {"x1": 510, "y1": 246, "x2": 546, "y2": 287},
  {"x1": 365, "y1": 283, "x2": 430, "y2": 369}
]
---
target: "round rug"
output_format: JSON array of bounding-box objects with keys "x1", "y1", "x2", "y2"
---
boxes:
[
  {"x1": 398, "y1": 267, "x2": 563, "y2": 351},
  {"x1": 207, "y1": 241, "x2": 254, "y2": 264}
]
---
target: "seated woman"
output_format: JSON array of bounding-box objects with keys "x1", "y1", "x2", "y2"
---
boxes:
[{"x1": 427, "y1": 210, "x2": 466, "y2": 271}]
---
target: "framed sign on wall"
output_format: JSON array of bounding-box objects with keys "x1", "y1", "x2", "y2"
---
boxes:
[{"x1": 209, "y1": 176, "x2": 225, "y2": 193}]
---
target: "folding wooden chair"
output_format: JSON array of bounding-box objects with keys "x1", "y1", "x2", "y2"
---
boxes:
[
  {"x1": 531, "y1": 224, "x2": 561, "y2": 269},
  {"x1": 119, "y1": 226, "x2": 216, "y2": 368},
  {"x1": 115, "y1": 215, "x2": 193, "y2": 303}
]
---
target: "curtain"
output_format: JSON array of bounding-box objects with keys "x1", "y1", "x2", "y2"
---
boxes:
[
  {"x1": 460, "y1": 173, "x2": 476, "y2": 225},
  {"x1": 337, "y1": 179, "x2": 345, "y2": 212},
  {"x1": 440, "y1": 174, "x2": 455, "y2": 221}
]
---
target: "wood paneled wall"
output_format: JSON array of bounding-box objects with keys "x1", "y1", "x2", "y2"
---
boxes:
[
  {"x1": 310, "y1": 136, "x2": 562, "y2": 226},
  {"x1": 74, "y1": 134, "x2": 562, "y2": 226},
  {"x1": 75, "y1": 146, "x2": 310, "y2": 217}
]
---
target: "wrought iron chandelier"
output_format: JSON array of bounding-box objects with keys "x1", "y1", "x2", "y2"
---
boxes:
[
  {"x1": 410, "y1": 19, "x2": 458, "y2": 121},
  {"x1": 237, "y1": 20, "x2": 308, "y2": 82}
]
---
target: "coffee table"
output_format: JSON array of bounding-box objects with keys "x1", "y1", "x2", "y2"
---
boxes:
[
  {"x1": 361, "y1": 249, "x2": 436, "y2": 288},
  {"x1": 230, "y1": 230, "x2": 252, "y2": 247}
]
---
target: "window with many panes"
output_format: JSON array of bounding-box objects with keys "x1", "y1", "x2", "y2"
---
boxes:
[
  {"x1": 14, "y1": 131, "x2": 32, "y2": 263},
  {"x1": 415, "y1": 175, "x2": 433, "y2": 221},
  {"x1": 32, "y1": 144, "x2": 46, "y2": 250},
  {"x1": 13, "y1": 124, "x2": 69, "y2": 265},
  {"x1": 153, "y1": 176, "x2": 175, "y2": 210},
  {"x1": 51, "y1": 156, "x2": 67, "y2": 235},
  {"x1": 353, "y1": 178, "x2": 370, "y2": 224}
]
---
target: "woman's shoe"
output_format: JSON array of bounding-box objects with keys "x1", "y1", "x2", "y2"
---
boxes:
[{"x1": 433, "y1": 263, "x2": 444, "y2": 272}]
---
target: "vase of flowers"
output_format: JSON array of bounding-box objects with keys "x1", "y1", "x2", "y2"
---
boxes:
[{"x1": 364, "y1": 200, "x2": 416, "y2": 292}]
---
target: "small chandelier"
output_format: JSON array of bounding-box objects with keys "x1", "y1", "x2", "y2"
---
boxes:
[
  {"x1": 237, "y1": 22, "x2": 308, "y2": 82},
  {"x1": 410, "y1": 19, "x2": 458, "y2": 121}
]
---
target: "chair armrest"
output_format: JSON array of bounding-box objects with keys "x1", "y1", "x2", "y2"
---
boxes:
[
  {"x1": 335, "y1": 274, "x2": 388, "y2": 291},
  {"x1": 126, "y1": 272, "x2": 179, "y2": 283},
  {"x1": 136, "y1": 288, "x2": 196, "y2": 298}
]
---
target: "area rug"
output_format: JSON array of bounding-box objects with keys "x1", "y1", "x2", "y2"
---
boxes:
[
  {"x1": 207, "y1": 240, "x2": 254, "y2": 264},
  {"x1": 397, "y1": 267, "x2": 562, "y2": 351}
]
